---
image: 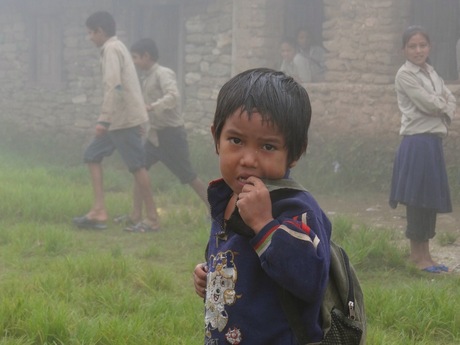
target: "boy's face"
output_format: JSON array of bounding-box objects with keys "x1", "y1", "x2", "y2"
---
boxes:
[
  {"x1": 280, "y1": 42, "x2": 296, "y2": 62},
  {"x1": 212, "y1": 109, "x2": 295, "y2": 195},
  {"x1": 297, "y1": 30, "x2": 310, "y2": 50},
  {"x1": 131, "y1": 52, "x2": 152, "y2": 70},
  {"x1": 87, "y1": 28, "x2": 108, "y2": 47}
]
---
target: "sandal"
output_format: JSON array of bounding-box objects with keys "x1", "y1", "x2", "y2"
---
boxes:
[
  {"x1": 113, "y1": 215, "x2": 137, "y2": 227},
  {"x1": 72, "y1": 215, "x2": 107, "y2": 230},
  {"x1": 124, "y1": 220, "x2": 160, "y2": 233}
]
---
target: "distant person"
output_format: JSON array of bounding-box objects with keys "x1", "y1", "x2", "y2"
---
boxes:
[
  {"x1": 119, "y1": 38, "x2": 208, "y2": 232},
  {"x1": 389, "y1": 26, "x2": 456, "y2": 273},
  {"x1": 193, "y1": 68, "x2": 331, "y2": 344},
  {"x1": 73, "y1": 11, "x2": 160, "y2": 231},
  {"x1": 295, "y1": 27, "x2": 326, "y2": 82},
  {"x1": 279, "y1": 37, "x2": 304, "y2": 83}
]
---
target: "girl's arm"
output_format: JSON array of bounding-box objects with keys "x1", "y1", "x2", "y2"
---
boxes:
[{"x1": 396, "y1": 69, "x2": 453, "y2": 117}]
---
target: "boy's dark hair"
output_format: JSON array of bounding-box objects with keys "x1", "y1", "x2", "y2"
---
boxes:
[
  {"x1": 213, "y1": 68, "x2": 311, "y2": 165},
  {"x1": 280, "y1": 36, "x2": 297, "y2": 48},
  {"x1": 130, "y1": 38, "x2": 159, "y2": 61},
  {"x1": 85, "y1": 11, "x2": 116, "y2": 37}
]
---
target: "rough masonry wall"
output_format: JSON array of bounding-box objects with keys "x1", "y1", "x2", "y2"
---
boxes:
[
  {"x1": 0, "y1": 0, "x2": 459, "y2": 147},
  {"x1": 0, "y1": 1, "x2": 111, "y2": 138},
  {"x1": 181, "y1": 0, "x2": 233, "y2": 135},
  {"x1": 323, "y1": 0, "x2": 409, "y2": 84}
]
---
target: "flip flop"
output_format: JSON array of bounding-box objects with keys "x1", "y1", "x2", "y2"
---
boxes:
[
  {"x1": 124, "y1": 221, "x2": 160, "y2": 233},
  {"x1": 72, "y1": 215, "x2": 107, "y2": 230},
  {"x1": 435, "y1": 264, "x2": 449, "y2": 272},
  {"x1": 113, "y1": 215, "x2": 136, "y2": 226},
  {"x1": 421, "y1": 265, "x2": 441, "y2": 274}
]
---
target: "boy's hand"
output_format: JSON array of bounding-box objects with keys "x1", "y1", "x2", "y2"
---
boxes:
[
  {"x1": 95, "y1": 123, "x2": 108, "y2": 136},
  {"x1": 237, "y1": 176, "x2": 273, "y2": 234},
  {"x1": 193, "y1": 263, "x2": 208, "y2": 298}
]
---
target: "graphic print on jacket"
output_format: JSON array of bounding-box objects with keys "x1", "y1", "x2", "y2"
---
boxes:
[{"x1": 205, "y1": 250, "x2": 241, "y2": 340}]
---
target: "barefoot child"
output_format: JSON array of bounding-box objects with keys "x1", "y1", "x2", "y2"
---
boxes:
[{"x1": 193, "y1": 68, "x2": 331, "y2": 344}]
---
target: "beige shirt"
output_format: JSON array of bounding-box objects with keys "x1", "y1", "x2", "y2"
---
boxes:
[
  {"x1": 140, "y1": 63, "x2": 182, "y2": 145},
  {"x1": 395, "y1": 60, "x2": 456, "y2": 137},
  {"x1": 99, "y1": 37, "x2": 148, "y2": 131},
  {"x1": 141, "y1": 63, "x2": 182, "y2": 129}
]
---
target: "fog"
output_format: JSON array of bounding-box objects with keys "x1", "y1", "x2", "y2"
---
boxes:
[{"x1": 0, "y1": 0, "x2": 459, "y2": 193}]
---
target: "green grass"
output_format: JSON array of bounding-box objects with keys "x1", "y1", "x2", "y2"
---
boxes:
[{"x1": 0, "y1": 129, "x2": 459, "y2": 344}]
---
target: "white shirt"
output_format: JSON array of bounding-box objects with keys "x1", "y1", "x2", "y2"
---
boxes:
[{"x1": 395, "y1": 60, "x2": 456, "y2": 137}]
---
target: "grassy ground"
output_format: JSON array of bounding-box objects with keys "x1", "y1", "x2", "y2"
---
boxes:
[{"x1": 0, "y1": 129, "x2": 459, "y2": 344}]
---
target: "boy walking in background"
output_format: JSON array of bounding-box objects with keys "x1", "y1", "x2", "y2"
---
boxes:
[
  {"x1": 73, "y1": 11, "x2": 159, "y2": 231},
  {"x1": 193, "y1": 68, "x2": 331, "y2": 344},
  {"x1": 121, "y1": 38, "x2": 208, "y2": 232}
]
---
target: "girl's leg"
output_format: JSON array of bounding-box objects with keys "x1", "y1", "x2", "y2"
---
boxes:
[{"x1": 406, "y1": 206, "x2": 437, "y2": 269}]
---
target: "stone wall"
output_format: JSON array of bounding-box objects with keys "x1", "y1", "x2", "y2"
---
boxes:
[
  {"x1": 181, "y1": 0, "x2": 233, "y2": 135},
  {"x1": 322, "y1": 0, "x2": 409, "y2": 84},
  {"x1": 307, "y1": 83, "x2": 460, "y2": 139},
  {"x1": 0, "y1": 0, "x2": 459, "y2": 146}
]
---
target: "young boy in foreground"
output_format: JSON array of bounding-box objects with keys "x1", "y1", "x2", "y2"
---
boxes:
[
  {"x1": 73, "y1": 11, "x2": 159, "y2": 231},
  {"x1": 193, "y1": 68, "x2": 331, "y2": 344}
]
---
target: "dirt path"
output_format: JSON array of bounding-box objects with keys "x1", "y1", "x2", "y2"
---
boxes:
[{"x1": 315, "y1": 192, "x2": 460, "y2": 273}]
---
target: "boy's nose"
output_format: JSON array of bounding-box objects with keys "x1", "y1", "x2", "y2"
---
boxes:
[{"x1": 240, "y1": 149, "x2": 258, "y2": 167}]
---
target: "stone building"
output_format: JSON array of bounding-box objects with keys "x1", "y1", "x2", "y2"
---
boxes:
[{"x1": 0, "y1": 0, "x2": 459, "y2": 141}]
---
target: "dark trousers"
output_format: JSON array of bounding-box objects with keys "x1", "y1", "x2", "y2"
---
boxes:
[{"x1": 406, "y1": 205, "x2": 437, "y2": 241}]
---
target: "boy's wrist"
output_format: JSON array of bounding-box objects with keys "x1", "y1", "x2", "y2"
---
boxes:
[{"x1": 97, "y1": 121, "x2": 111, "y2": 128}]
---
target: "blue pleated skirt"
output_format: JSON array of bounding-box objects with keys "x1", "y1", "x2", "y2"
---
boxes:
[{"x1": 389, "y1": 134, "x2": 452, "y2": 213}]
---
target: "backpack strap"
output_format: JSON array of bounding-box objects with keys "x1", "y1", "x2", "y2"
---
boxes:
[
  {"x1": 262, "y1": 179, "x2": 359, "y2": 344},
  {"x1": 277, "y1": 241, "x2": 357, "y2": 345}
]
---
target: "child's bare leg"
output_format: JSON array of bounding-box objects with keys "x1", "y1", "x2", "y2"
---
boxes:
[
  {"x1": 189, "y1": 177, "x2": 209, "y2": 210},
  {"x1": 86, "y1": 162, "x2": 108, "y2": 222},
  {"x1": 133, "y1": 167, "x2": 159, "y2": 227},
  {"x1": 130, "y1": 181, "x2": 143, "y2": 223}
]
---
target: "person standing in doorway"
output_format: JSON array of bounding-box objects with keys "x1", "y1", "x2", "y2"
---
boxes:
[
  {"x1": 295, "y1": 27, "x2": 326, "y2": 82},
  {"x1": 73, "y1": 11, "x2": 160, "y2": 231},
  {"x1": 389, "y1": 26, "x2": 456, "y2": 273},
  {"x1": 279, "y1": 37, "x2": 303, "y2": 83}
]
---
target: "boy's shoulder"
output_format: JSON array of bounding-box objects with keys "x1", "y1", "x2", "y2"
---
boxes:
[
  {"x1": 266, "y1": 179, "x2": 327, "y2": 218},
  {"x1": 102, "y1": 36, "x2": 129, "y2": 55},
  {"x1": 153, "y1": 64, "x2": 177, "y2": 78}
]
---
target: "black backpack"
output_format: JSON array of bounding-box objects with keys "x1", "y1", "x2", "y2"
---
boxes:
[
  {"x1": 277, "y1": 239, "x2": 366, "y2": 345},
  {"x1": 226, "y1": 179, "x2": 366, "y2": 345}
]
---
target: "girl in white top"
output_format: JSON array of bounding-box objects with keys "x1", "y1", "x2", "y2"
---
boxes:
[{"x1": 389, "y1": 26, "x2": 456, "y2": 273}]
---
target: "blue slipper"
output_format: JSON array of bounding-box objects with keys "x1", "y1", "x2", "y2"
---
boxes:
[
  {"x1": 436, "y1": 264, "x2": 449, "y2": 272},
  {"x1": 421, "y1": 265, "x2": 441, "y2": 273},
  {"x1": 72, "y1": 215, "x2": 107, "y2": 230}
]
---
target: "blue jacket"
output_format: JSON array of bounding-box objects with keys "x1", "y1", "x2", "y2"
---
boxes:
[{"x1": 204, "y1": 178, "x2": 331, "y2": 345}]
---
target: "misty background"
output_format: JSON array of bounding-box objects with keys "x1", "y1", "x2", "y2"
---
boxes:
[{"x1": 0, "y1": 0, "x2": 460, "y2": 197}]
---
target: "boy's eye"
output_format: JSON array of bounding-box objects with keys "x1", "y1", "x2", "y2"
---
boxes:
[
  {"x1": 263, "y1": 144, "x2": 276, "y2": 151},
  {"x1": 229, "y1": 137, "x2": 242, "y2": 145}
]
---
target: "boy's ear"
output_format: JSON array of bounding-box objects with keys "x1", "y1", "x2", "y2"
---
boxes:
[{"x1": 211, "y1": 124, "x2": 220, "y2": 154}]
